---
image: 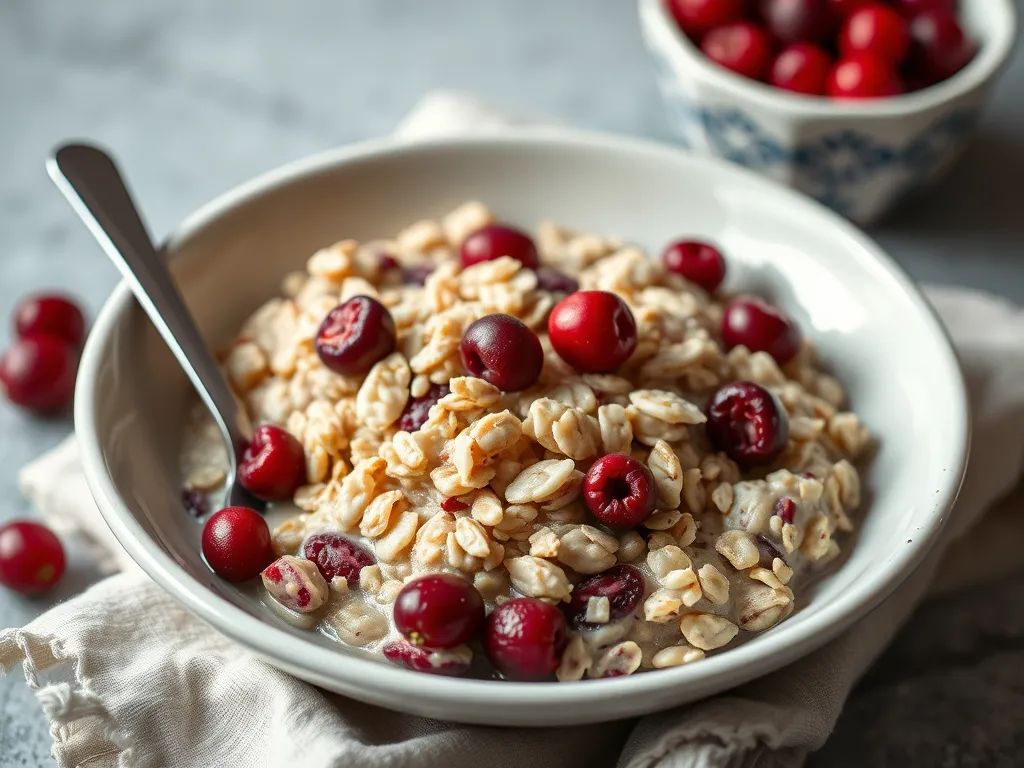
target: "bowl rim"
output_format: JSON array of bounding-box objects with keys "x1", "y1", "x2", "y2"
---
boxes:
[
  {"x1": 75, "y1": 130, "x2": 971, "y2": 722},
  {"x1": 639, "y1": 0, "x2": 1018, "y2": 119}
]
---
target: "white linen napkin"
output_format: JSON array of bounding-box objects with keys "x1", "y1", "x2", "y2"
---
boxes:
[{"x1": 3, "y1": 92, "x2": 1024, "y2": 768}]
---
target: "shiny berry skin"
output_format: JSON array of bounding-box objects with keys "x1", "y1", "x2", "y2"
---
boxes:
[
  {"x1": 381, "y1": 640, "x2": 471, "y2": 676},
  {"x1": 827, "y1": 52, "x2": 903, "y2": 98},
  {"x1": 397, "y1": 383, "x2": 450, "y2": 432},
  {"x1": 0, "y1": 335, "x2": 78, "y2": 413},
  {"x1": 484, "y1": 598, "x2": 568, "y2": 681},
  {"x1": 548, "y1": 291, "x2": 638, "y2": 373},
  {"x1": 404, "y1": 263, "x2": 436, "y2": 285},
  {"x1": 303, "y1": 533, "x2": 374, "y2": 583},
  {"x1": 315, "y1": 295, "x2": 396, "y2": 375},
  {"x1": 907, "y1": 9, "x2": 975, "y2": 83},
  {"x1": 394, "y1": 574, "x2": 485, "y2": 649},
  {"x1": 769, "y1": 43, "x2": 833, "y2": 95},
  {"x1": 759, "y1": 0, "x2": 836, "y2": 44},
  {"x1": 722, "y1": 296, "x2": 802, "y2": 364},
  {"x1": 201, "y1": 506, "x2": 274, "y2": 582},
  {"x1": 13, "y1": 294, "x2": 86, "y2": 348},
  {"x1": 535, "y1": 266, "x2": 579, "y2": 294},
  {"x1": 662, "y1": 240, "x2": 727, "y2": 293},
  {"x1": 894, "y1": 0, "x2": 955, "y2": 15},
  {"x1": 583, "y1": 454, "x2": 657, "y2": 529},
  {"x1": 563, "y1": 565, "x2": 646, "y2": 629},
  {"x1": 460, "y1": 224, "x2": 539, "y2": 269},
  {"x1": 706, "y1": 381, "x2": 789, "y2": 467},
  {"x1": 839, "y1": 3, "x2": 910, "y2": 64},
  {"x1": 667, "y1": 0, "x2": 748, "y2": 38},
  {"x1": 460, "y1": 314, "x2": 543, "y2": 392},
  {"x1": 0, "y1": 520, "x2": 66, "y2": 594},
  {"x1": 238, "y1": 425, "x2": 306, "y2": 501},
  {"x1": 701, "y1": 22, "x2": 774, "y2": 80}
]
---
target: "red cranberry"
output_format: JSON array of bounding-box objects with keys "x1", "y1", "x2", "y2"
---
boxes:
[
  {"x1": 826, "y1": 0, "x2": 872, "y2": 19},
  {"x1": 666, "y1": 0, "x2": 748, "y2": 38},
  {"x1": 907, "y1": 9, "x2": 975, "y2": 83},
  {"x1": 774, "y1": 496, "x2": 797, "y2": 523},
  {"x1": 701, "y1": 21, "x2": 774, "y2": 80},
  {"x1": 460, "y1": 225, "x2": 539, "y2": 269},
  {"x1": 722, "y1": 296, "x2": 802, "y2": 364},
  {"x1": 662, "y1": 240, "x2": 727, "y2": 293},
  {"x1": 0, "y1": 335, "x2": 78, "y2": 414},
  {"x1": 894, "y1": 0, "x2": 955, "y2": 15},
  {"x1": 535, "y1": 266, "x2": 579, "y2": 294},
  {"x1": 770, "y1": 43, "x2": 833, "y2": 95},
  {"x1": 381, "y1": 640, "x2": 471, "y2": 676},
  {"x1": 563, "y1": 565, "x2": 646, "y2": 629},
  {"x1": 404, "y1": 263, "x2": 436, "y2": 285},
  {"x1": 201, "y1": 506, "x2": 273, "y2": 582},
  {"x1": 839, "y1": 3, "x2": 910, "y2": 64},
  {"x1": 827, "y1": 53, "x2": 903, "y2": 98},
  {"x1": 13, "y1": 294, "x2": 86, "y2": 348},
  {"x1": 706, "y1": 381, "x2": 789, "y2": 467},
  {"x1": 181, "y1": 488, "x2": 209, "y2": 518},
  {"x1": 377, "y1": 253, "x2": 400, "y2": 273},
  {"x1": 483, "y1": 598, "x2": 568, "y2": 681},
  {"x1": 583, "y1": 454, "x2": 657, "y2": 528},
  {"x1": 303, "y1": 533, "x2": 374, "y2": 583},
  {"x1": 397, "y1": 383, "x2": 450, "y2": 432},
  {"x1": 394, "y1": 574, "x2": 485, "y2": 649},
  {"x1": 0, "y1": 520, "x2": 66, "y2": 594},
  {"x1": 759, "y1": 0, "x2": 837, "y2": 44},
  {"x1": 440, "y1": 497, "x2": 468, "y2": 512},
  {"x1": 548, "y1": 291, "x2": 637, "y2": 373},
  {"x1": 238, "y1": 425, "x2": 306, "y2": 501},
  {"x1": 315, "y1": 295, "x2": 396, "y2": 375},
  {"x1": 460, "y1": 314, "x2": 543, "y2": 392}
]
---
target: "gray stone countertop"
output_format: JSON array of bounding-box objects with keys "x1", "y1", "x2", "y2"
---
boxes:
[{"x1": 2, "y1": 1, "x2": 1023, "y2": 765}]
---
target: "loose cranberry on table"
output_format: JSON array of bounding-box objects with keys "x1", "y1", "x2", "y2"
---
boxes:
[
  {"x1": 827, "y1": 52, "x2": 903, "y2": 98},
  {"x1": 838, "y1": 3, "x2": 910, "y2": 64},
  {"x1": 315, "y1": 295, "x2": 396, "y2": 376},
  {"x1": 701, "y1": 21, "x2": 774, "y2": 80},
  {"x1": 303, "y1": 532, "x2": 374, "y2": 583},
  {"x1": 484, "y1": 597, "x2": 568, "y2": 681},
  {"x1": 759, "y1": 0, "x2": 837, "y2": 45},
  {"x1": 397, "y1": 383, "x2": 450, "y2": 432},
  {"x1": 583, "y1": 453, "x2": 657, "y2": 529},
  {"x1": 0, "y1": 520, "x2": 66, "y2": 595},
  {"x1": 460, "y1": 314, "x2": 543, "y2": 392},
  {"x1": 770, "y1": 43, "x2": 833, "y2": 95},
  {"x1": 0, "y1": 334, "x2": 78, "y2": 414},
  {"x1": 548, "y1": 291, "x2": 638, "y2": 373},
  {"x1": 201, "y1": 506, "x2": 274, "y2": 582},
  {"x1": 705, "y1": 380, "x2": 790, "y2": 466},
  {"x1": 394, "y1": 574, "x2": 485, "y2": 649},
  {"x1": 666, "y1": 0, "x2": 748, "y2": 38},
  {"x1": 382, "y1": 640, "x2": 472, "y2": 676},
  {"x1": 534, "y1": 266, "x2": 579, "y2": 295},
  {"x1": 563, "y1": 564, "x2": 646, "y2": 629},
  {"x1": 13, "y1": 294, "x2": 86, "y2": 348},
  {"x1": 460, "y1": 224, "x2": 539, "y2": 269},
  {"x1": 661, "y1": 239, "x2": 727, "y2": 293},
  {"x1": 238, "y1": 425, "x2": 306, "y2": 501},
  {"x1": 721, "y1": 296, "x2": 802, "y2": 364},
  {"x1": 907, "y1": 9, "x2": 975, "y2": 84}
]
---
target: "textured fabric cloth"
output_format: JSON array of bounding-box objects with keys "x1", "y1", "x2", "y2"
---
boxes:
[{"x1": 3, "y1": 93, "x2": 1024, "y2": 768}]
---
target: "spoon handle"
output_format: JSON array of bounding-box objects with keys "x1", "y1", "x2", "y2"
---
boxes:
[{"x1": 48, "y1": 143, "x2": 250, "y2": 455}]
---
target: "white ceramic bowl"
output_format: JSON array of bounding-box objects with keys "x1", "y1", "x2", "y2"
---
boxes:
[
  {"x1": 639, "y1": 0, "x2": 1017, "y2": 224},
  {"x1": 76, "y1": 132, "x2": 969, "y2": 726}
]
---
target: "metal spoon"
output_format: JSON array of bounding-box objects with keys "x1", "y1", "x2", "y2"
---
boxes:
[{"x1": 48, "y1": 143, "x2": 255, "y2": 511}]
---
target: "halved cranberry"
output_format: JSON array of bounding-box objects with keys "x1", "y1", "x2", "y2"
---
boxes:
[
  {"x1": 382, "y1": 640, "x2": 471, "y2": 676},
  {"x1": 839, "y1": 3, "x2": 910, "y2": 64},
  {"x1": 774, "y1": 497, "x2": 797, "y2": 523},
  {"x1": 661, "y1": 239, "x2": 727, "y2": 292},
  {"x1": 315, "y1": 295, "x2": 396, "y2": 375},
  {"x1": 460, "y1": 225, "x2": 539, "y2": 269},
  {"x1": 238, "y1": 425, "x2": 306, "y2": 501},
  {"x1": 563, "y1": 564, "x2": 646, "y2": 629},
  {"x1": 394, "y1": 574, "x2": 485, "y2": 649},
  {"x1": 756, "y1": 534, "x2": 785, "y2": 566},
  {"x1": 14, "y1": 294, "x2": 86, "y2": 348},
  {"x1": 827, "y1": 52, "x2": 903, "y2": 98},
  {"x1": 460, "y1": 314, "x2": 543, "y2": 392},
  {"x1": 535, "y1": 266, "x2": 579, "y2": 294},
  {"x1": 483, "y1": 598, "x2": 568, "y2": 681},
  {"x1": 759, "y1": 0, "x2": 837, "y2": 44},
  {"x1": 583, "y1": 454, "x2": 657, "y2": 528},
  {"x1": 201, "y1": 506, "x2": 274, "y2": 582},
  {"x1": 701, "y1": 21, "x2": 774, "y2": 80},
  {"x1": 770, "y1": 43, "x2": 833, "y2": 95},
  {"x1": 303, "y1": 533, "x2": 374, "y2": 583},
  {"x1": 403, "y1": 263, "x2": 436, "y2": 285},
  {"x1": 0, "y1": 520, "x2": 66, "y2": 594},
  {"x1": 666, "y1": 0, "x2": 748, "y2": 38},
  {"x1": 397, "y1": 384, "x2": 450, "y2": 432},
  {"x1": 907, "y1": 9, "x2": 975, "y2": 83},
  {"x1": 440, "y1": 497, "x2": 468, "y2": 512},
  {"x1": 721, "y1": 296, "x2": 802, "y2": 365},
  {"x1": 548, "y1": 291, "x2": 637, "y2": 373},
  {"x1": 181, "y1": 488, "x2": 209, "y2": 518},
  {"x1": 0, "y1": 334, "x2": 78, "y2": 414},
  {"x1": 706, "y1": 381, "x2": 789, "y2": 467}
]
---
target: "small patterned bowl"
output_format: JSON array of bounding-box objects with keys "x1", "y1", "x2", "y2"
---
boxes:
[{"x1": 638, "y1": 0, "x2": 1017, "y2": 224}]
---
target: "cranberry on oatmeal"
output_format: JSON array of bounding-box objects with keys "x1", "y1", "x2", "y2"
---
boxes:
[{"x1": 179, "y1": 201, "x2": 871, "y2": 682}]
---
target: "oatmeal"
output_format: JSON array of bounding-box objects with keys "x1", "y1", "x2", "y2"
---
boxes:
[{"x1": 183, "y1": 203, "x2": 871, "y2": 681}]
